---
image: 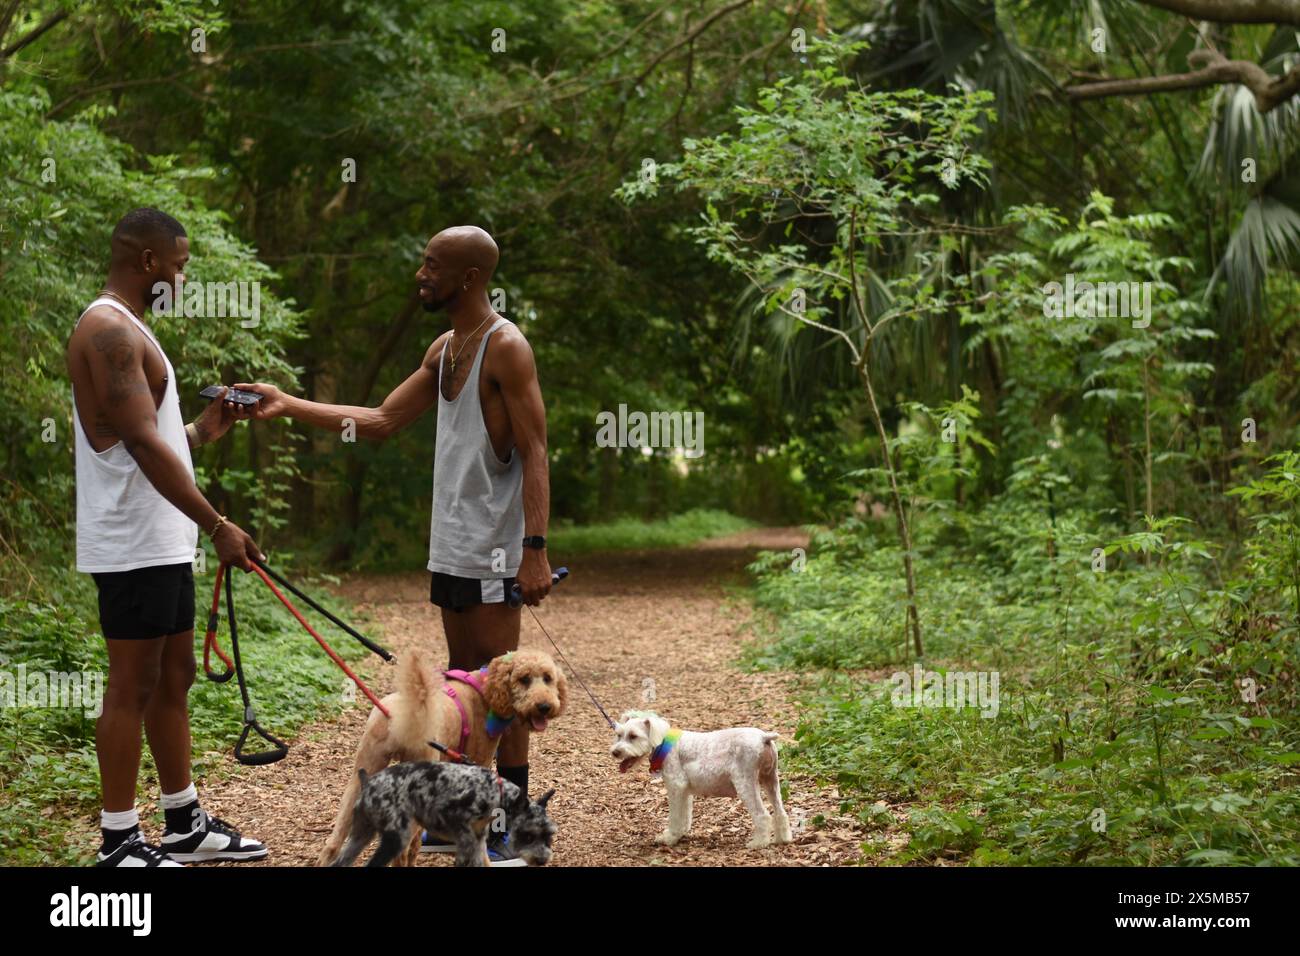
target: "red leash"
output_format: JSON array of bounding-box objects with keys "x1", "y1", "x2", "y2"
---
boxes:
[
  {"x1": 202, "y1": 562, "x2": 235, "y2": 680},
  {"x1": 247, "y1": 563, "x2": 390, "y2": 718}
]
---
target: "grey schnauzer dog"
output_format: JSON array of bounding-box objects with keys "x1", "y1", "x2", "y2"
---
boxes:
[{"x1": 330, "y1": 760, "x2": 556, "y2": 867}]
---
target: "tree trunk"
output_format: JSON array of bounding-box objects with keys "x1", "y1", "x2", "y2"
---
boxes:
[
  {"x1": 327, "y1": 293, "x2": 422, "y2": 565},
  {"x1": 858, "y1": 360, "x2": 923, "y2": 658},
  {"x1": 327, "y1": 468, "x2": 365, "y2": 566},
  {"x1": 1142, "y1": 358, "x2": 1154, "y2": 519},
  {"x1": 1142, "y1": 358, "x2": 1154, "y2": 567},
  {"x1": 597, "y1": 445, "x2": 618, "y2": 520}
]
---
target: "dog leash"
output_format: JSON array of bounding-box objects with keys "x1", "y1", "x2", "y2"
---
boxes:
[
  {"x1": 204, "y1": 558, "x2": 396, "y2": 764},
  {"x1": 426, "y1": 740, "x2": 473, "y2": 764},
  {"x1": 509, "y1": 569, "x2": 616, "y2": 730},
  {"x1": 254, "y1": 559, "x2": 394, "y2": 663}
]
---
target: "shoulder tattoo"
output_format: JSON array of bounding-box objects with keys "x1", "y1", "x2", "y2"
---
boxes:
[{"x1": 91, "y1": 326, "x2": 149, "y2": 402}]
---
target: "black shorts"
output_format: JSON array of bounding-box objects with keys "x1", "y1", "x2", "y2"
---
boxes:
[
  {"x1": 429, "y1": 572, "x2": 516, "y2": 613},
  {"x1": 91, "y1": 562, "x2": 196, "y2": 640}
]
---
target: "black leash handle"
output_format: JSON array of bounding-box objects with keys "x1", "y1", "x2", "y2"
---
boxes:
[
  {"x1": 508, "y1": 567, "x2": 568, "y2": 607},
  {"x1": 235, "y1": 719, "x2": 289, "y2": 766},
  {"x1": 225, "y1": 568, "x2": 290, "y2": 765}
]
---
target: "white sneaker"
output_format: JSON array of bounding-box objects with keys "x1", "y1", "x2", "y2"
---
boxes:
[{"x1": 161, "y1": 808, "x2": 268, "y2": 863}]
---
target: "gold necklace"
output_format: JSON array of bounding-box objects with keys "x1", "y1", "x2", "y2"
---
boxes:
[
  {"x1": 98, "y1": 288, "x2": 143, "y2": 320},
  {"x1": 448, "y1": 313, "x2": 495, "y2": 374}
]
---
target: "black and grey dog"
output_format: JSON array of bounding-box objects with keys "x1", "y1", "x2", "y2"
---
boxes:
[{"x1": 329, "y1": 759, "x2": 556, "y2": 867}]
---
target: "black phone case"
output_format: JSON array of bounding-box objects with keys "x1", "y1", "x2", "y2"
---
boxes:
[{"x1": 200, "y1": 386, "x2": 260, "y2": 405}]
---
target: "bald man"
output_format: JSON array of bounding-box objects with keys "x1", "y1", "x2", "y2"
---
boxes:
[
  {"x1": 237, "y1": 226, "x2": 552, "y2": 861},
  {"x1": 67, "y1": 207, "x2": 267, "y2": 866}
]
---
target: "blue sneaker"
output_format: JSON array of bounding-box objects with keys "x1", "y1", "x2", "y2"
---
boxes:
[{"x1": 487, "y1": 831, "x2": 527, "y2": 868}]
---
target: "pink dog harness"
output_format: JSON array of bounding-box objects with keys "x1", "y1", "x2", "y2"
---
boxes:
[{"x1": 442, "y1": 666, "x2": 513, "y2": 754}]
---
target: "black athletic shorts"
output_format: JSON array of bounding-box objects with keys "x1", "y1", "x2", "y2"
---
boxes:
[
  {"x1": 91, "y1": 562, "x2": 196, "y2": 640},
  {"x1": 429, "y1": 572, "x2": 517, "y2": 613}
]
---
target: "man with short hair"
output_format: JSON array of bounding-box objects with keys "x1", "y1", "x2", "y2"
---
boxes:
[
  {"x1": 66, "y1": 207, "x2": 267, "y2": 866},
  {"x1": 237, "y1": 226, "x2": 552, "y2": 861}
]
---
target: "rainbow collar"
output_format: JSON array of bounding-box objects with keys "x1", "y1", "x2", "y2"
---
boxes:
[
  {"x1": 649, "y1": 728, "x2": 682, "y2": 773},
  {"x1": 485, "y1": 708, "x2": 514, "y2": 738}
]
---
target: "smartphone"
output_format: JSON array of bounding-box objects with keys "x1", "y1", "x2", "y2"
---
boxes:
[{"x1": 200, "y1": 385, "x2": 262, "y2": 406}]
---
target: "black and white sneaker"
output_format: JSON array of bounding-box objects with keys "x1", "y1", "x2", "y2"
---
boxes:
[
  {"x1": 96, "y1": 830, "x2": 184, "y2": 867},
  {"x1": 161, "y1": 809, "x2": 268, "y2": 863}
]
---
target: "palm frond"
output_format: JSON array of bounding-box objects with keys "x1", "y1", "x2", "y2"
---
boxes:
[{"x1": 1210, "y1": 191, "x2": 1300, "y2": 317}]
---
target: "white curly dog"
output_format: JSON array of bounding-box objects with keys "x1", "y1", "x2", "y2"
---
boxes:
[{"x1": 610, "y1": 710, "x2": 792, "y2": 849}]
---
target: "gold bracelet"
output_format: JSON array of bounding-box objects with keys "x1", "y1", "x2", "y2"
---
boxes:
[
  {"x1": 208, "y1": 514, "x2": 228, "y2": 539},
  {"x1": 185, "y1": 422, "x2": 200, "y2": 447}
]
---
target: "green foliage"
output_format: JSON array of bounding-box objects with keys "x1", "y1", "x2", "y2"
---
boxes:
[
  {"x1": 747, "y1": 493, "x2": 1300, "y2": 865},
  {"x1": 6, "y1": 1, "x2": 1300, "y2": 868},
  {"x1": 1229, "y1": 452, "x2": 1300, "y2": 624},
  {"x1": 549, "y1": 509, "x2": 752, "y2": 556},
  {"x1": 618, "y1": 38, "x2": 995, "y2": 375},
  {"x1": 787, "y1": 670, "x2": 1298, "y2": 866}
]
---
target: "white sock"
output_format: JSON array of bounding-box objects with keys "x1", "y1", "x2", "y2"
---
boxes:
[
  {"x1": 101, "y1": 807, "x2": 139, "y2": 831},
  {"x1": 160, "y1": 783, "x2": 198, "y2": 809}
]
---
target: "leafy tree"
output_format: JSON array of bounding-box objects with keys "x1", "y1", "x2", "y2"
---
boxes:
[{"x1": 620, "y1": 40, "x2": 998, "y2": 655}]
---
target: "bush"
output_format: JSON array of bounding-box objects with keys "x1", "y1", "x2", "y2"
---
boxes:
[{"x1": 746, "y1": 495, "x2": 1300, "y2": 865}]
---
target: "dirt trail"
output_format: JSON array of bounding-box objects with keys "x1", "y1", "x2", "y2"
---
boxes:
[{"x1": 196, "y1": 528, "x2": 869, "y2": 866}]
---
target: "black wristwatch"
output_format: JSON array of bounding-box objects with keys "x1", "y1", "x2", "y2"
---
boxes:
[{"x1": 522, "y1": 535, "x2": 547, "y2": 550}]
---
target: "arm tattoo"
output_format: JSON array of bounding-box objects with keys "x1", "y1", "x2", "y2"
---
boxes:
[
  {"x1": 91, "y1": 327, "x2": 149, "y2": 403},
  {"x1": 92, "y1": 414, "x2": 117, "y2": 439}
]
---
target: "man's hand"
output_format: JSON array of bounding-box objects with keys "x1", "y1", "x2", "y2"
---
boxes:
[
  {"x1": 191, "y1": 386, "x2": 255, "y2": 446},
  {"x1": 213, "y1": 520, "x2": 264, "y2": 572},
  {"x1": 231, "y1": 382, "x2": 289, "y2": 420},
  {"x1": 517, "y1": 547, "x2": 552, "y2": 606}
]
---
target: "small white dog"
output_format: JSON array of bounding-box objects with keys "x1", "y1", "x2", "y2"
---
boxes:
[{"x1": 610, "y1": 710, "x2": 792, "y2": 849}]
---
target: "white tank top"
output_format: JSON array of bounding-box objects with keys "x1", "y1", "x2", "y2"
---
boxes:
[
  {"x1": 73, "y1": 297, "x2": 199, "y2": 573},
  {"x1": 427, "y1": 317, "x2": 524, "y2": 578}
]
